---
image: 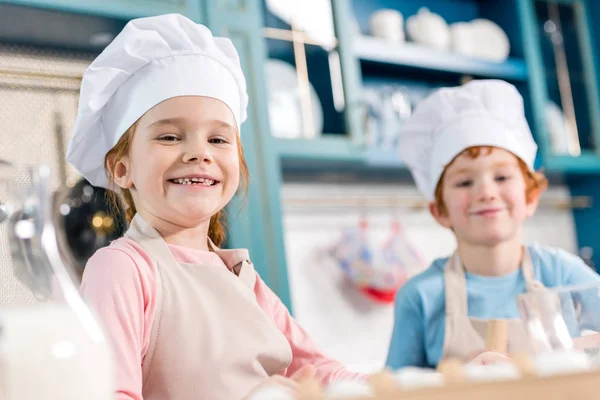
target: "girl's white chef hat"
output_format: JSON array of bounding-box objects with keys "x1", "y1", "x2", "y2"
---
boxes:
[{"x1": 66, "y1": 13, "x2": 248, "y2": 188}]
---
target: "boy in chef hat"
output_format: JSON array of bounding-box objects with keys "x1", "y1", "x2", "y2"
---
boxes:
[
  {"x1": 66, "y1": 13, "x2": 362, "y2": 400},
  {"x1": 385, "y1": 79, "x2": 600, "y2": 369}
]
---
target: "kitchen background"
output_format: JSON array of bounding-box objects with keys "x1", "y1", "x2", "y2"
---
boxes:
[{"x1": 1, "y1": 0, "x2": 599, "y2": 373}]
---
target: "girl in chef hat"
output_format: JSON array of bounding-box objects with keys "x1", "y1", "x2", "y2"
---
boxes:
[
  {"x1": 66, "y1": 13, "x2": 362, "y2": 400},
  {"x1": 385, "y1": 80, "x2": 600, "y2": 369}
]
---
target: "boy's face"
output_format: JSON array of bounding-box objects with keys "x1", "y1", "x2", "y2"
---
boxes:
[{"x1": 429, "y1": 148, "x2": 539, "y2": 246}]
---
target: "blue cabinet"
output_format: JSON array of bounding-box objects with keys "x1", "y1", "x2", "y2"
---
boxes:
[
  {"x1": 260, "y1": 0, "x2": 600, "y2": 176},
  {"x1": 520, "y1": 0, "x2": 600, "y2": 173},
  {"x1": 205, "y1": 0, "x2": 294, "y2": 309},
  {"x1": 261, "y1": 0, "x2": 537, "y2": 171},
  {"x1": 0, "y1": 0, "x2": 202, "y2": 20}
]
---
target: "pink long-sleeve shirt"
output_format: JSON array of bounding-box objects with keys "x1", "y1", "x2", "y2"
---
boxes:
[{"x1": 80, "y1": 236, "x2": 361, "y2": 400}]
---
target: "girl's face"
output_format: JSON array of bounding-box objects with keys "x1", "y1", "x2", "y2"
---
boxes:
[
  {"x1": 113, "y1": 96, "x2": 240, "y2": 229},
  {"x1": 430, "y1": 148, "x2": 539, "y2": 247}
]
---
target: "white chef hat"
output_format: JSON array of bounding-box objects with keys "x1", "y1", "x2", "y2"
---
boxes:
[
  {"x1": 66, "y1": 13, "x2": 248, "y2": 189},
  {"x1": 398, "y1": 79, "x2": 538, "y2": 201}
]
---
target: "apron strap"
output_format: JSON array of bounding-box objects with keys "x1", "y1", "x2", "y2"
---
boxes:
[
  {"x1": 124, "y1": 214, "x2": 257, "y2": 290},
  {"x1": 520, "y1": 247, "x2": 544, "y2": 291},
  {"x1": 125, "y1": 214, "x2": 181, "y2": 270},
  {"x1": 444, "y1": 252, "x2": 468, "y2": 318}
]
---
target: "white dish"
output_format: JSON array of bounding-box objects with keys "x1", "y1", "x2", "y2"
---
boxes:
[
  {"x1": 406, "y1": 8, "x2": 451, "y2": 50},
  {"x1": 450, "y1": 22, "x2": 477, "y2": 57},
  {"x1": 370, "y1": 9, "x2": 405, "y2": 43},
  {"x1": 468, "y1": 19, "x2": 510, "y2": 62},
  {"x1": 450, "y1": 19, "x2": 510, "y2": 62},
  {"x1": 265, "y1": 59, "x2": 324, "y2": 139}
]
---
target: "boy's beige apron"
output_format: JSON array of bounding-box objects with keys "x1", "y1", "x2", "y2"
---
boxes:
[
  {"x1": 126, "y1": 215, "x2": 293, "y2": 400},
  {"x1": 441, "y1": 247, "x2": 544, "y2": 361}
]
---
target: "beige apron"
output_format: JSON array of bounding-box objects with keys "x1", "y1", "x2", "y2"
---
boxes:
[
  {"x1": 441, "y1": 247, "x2": 544, "y2": 362},
  {"x1": 126, "y1": 215, "x2": 293, "y2": 400}
]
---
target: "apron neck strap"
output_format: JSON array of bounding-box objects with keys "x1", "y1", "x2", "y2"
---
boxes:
[
  {"x1": 124, "y1": 214, "x2": 253, "y2": 274},
  {"x1": 520, "y1": 248, "x2": 539, "y2": 291},
  {"x1": 445, "y1": 252, "x2": 468, "y2": 317},
  {"x1": 125, "y1": 214, "x2": 181, "y2": 269}
]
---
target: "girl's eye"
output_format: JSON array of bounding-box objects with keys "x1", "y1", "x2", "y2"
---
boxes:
[
  {"x1": 496, "y1": 175, "x2": 511, "y2": 182},
  {"x1": 158, "y1": 135, "x2": 179, "y2": 141}
]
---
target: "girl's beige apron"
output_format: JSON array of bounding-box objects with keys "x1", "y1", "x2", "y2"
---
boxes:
[
  {"x1": 126, "y1": 215, "x2": 292, "y2": 400},
  {"x1": 441, "y1": 248, "x2": 543, "y2": 362}
]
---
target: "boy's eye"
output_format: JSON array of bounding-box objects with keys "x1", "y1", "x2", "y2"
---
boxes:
[
  {"x1": 209, "y1": 138, "x2": 228, "y2": 144},
  {"x1": 455, "y1": 179, "x2": 473, "y2": 188}
]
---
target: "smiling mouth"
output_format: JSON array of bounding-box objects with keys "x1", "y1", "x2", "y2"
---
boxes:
[
  {"x1": 169, "y1": 177, "x2": 218, "y2": 186},
  {"x1": 472, "y1": 208, "x2": 503, "y2": 216}
]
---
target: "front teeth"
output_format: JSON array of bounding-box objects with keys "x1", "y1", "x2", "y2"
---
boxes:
[{"x1": 173, "y1": 178, "x2": 215, "y2": 186}]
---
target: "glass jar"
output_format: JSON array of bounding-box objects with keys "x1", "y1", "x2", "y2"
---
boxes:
[{"x1": 0, "y1": 161, "x2": 114, "y2": 399}]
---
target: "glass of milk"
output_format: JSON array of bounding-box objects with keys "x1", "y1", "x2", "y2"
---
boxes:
[{"x1": 0, "y1": 161, "x2": 114, "y2": 399}]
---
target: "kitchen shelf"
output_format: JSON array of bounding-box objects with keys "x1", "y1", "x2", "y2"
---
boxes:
[
  {"x1": 275, "y1": 136, "x2": 405, "y2": 170},
  {"x1": 275, "y1": 136, "x2": 363, "y2": 163},
  {"x1": 354, "y1": 35, "x2": 529, "y2": 81},
  {"x1": 275, "y1": 138, "x2": 600, "y2": 177},
  {"x1": 543, "y1": 151, "x2": 600, "y2": 174}
]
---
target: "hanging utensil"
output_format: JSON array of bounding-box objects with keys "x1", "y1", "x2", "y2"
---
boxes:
[{"x1": 544, "y1": 2, "x2": 581, "y2": 156}]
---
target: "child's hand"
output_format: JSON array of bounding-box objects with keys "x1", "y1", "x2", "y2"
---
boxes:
[
  {"x1": 468, "y1": 350, "x2": 512, "y2": 366},
  {"x1": 290, "y1": 365, "x2": 317, "y2": 382},
  {"x1": 244, "y1": 365, "x2": 316, "y2": 399}
]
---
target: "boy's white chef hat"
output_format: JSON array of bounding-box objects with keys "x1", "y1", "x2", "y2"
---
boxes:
[
  {"x1": 398, "y1": 79, "x2": 538, "y2": 200},
  {"x1": 66, "y1": 13, "x2": 248, "y2": 189}
]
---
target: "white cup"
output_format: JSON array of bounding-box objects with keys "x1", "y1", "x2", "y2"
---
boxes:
[{"x1": 370, "y1": 9, "x2": 404, "y2": 43}]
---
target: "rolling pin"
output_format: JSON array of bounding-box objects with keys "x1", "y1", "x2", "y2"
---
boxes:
[{"x1": 485, "y1": 319, "x2": 508, "y2": 354}]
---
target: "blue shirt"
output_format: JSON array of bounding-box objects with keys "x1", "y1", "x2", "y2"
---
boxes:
[{"x1": 385, "y1": 244, "x2": 600, "y2": 369}]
